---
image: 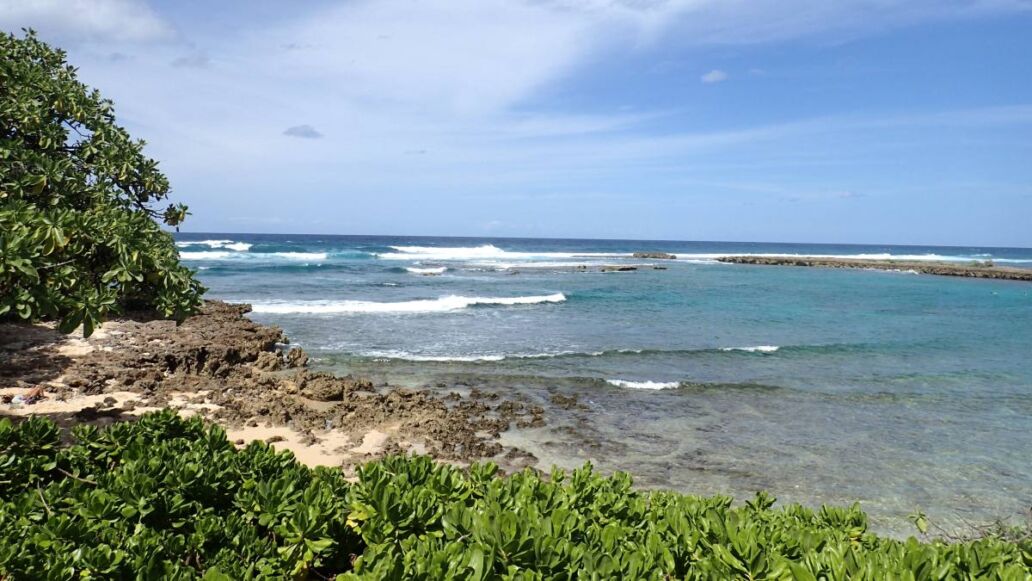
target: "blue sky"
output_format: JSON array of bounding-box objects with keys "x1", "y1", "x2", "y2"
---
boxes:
[{"x1": 3, "y1": 0, "x2": 1031, "y2": 246}]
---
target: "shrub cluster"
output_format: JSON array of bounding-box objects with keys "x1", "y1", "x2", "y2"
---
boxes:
[
  {"x1": 0, "y1": 411, "x2": 1028, "y2": 579},
  {"x1": 1, "y1": 31, "x2": 204, "y2": 335}
]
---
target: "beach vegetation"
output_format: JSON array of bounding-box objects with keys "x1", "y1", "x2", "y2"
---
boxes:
[
  {"x1": 0, "y1": 30, "x2": 204, "y2": 336},
  {"x1": 1, "y1": 411, "x2": 1029, "y2": 579}
]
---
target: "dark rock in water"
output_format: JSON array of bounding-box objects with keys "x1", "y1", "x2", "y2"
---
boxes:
[
  {"x1": 601, "y1": 265, "x2": 638, "y2": 272},
  {"x1": 633, "y1": 252, "x2": 677, "y2": 259},
  {"x1": 652, "y1": 266, "x2": 668, "y2": 270}
]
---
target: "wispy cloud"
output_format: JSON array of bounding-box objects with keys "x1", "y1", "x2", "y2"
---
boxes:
[
  {"x1": 701, "y1": 69, "x2": 728, "y2": 83},
  {"x1": 0, "y1": 0, "x2": 173, "y2": 42}
]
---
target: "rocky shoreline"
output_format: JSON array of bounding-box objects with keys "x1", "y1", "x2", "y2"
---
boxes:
[
  {"x1": 0, "y1": 301, "x2": 541, "y2": 473},
  {"x1": 716, "y1": 255, "x2": 1032, "y2": 281}
]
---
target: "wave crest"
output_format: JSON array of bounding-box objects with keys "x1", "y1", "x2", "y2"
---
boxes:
[
  {"x1": 176, "y1": 239, "x2": 252, "y2": 251},
  {"x1": 720, "y1": 345, "x2": 780, "y2": 353},
  {"x1": 606, "y1": 379, "x2": 680, "y2": 390},
  {"x1": 406, "y1": 266, "x2": 448, "y2": 275},
  {"x1": 250, "y1": 293, "x2": 566, "y2": 314}
]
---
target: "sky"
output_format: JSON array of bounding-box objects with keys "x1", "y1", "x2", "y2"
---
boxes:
[{"x1": 3, "y1": 0, "x2": 1032, "y2": 246}]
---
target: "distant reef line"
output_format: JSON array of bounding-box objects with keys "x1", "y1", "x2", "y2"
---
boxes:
[{"x1": 715, "y1": 255, "x2": 1032, "y2": 282}]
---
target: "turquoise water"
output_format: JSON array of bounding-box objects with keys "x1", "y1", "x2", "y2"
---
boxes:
[{"x1": 178, "y1": 234, "x2": 1032, "y2": 534}]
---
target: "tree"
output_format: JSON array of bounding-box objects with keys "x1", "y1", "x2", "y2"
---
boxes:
[{"x1": 0, "y1": 30, "x2": 204, "y2": 336}]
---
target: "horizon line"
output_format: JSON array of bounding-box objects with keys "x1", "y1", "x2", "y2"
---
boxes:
[{"x1": 171, "y1": 231, "x2": 1032, "y2": 251}]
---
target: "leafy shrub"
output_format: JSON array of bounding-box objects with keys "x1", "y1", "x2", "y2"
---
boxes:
[
  {"x1": 0, "y1": 30, "x2": 204, "y2": 335},
  {"x1": 1, "y1": 412, "x2": 1029, "y2": 579}
]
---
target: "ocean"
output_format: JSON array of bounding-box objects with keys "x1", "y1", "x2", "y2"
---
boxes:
[{"x1": 176, "y1": 233, "x2": 1032, "y2": 534}]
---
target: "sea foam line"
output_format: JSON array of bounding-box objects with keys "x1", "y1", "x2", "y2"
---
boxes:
[
  {"x1": 355, "y1": 345, "x2": 788, "y2": 362},
  {"x1": 380, "y1": 244, "x2": 630, "y2": 262},
  {"x1": 606, "y1": 379, "x2": 681, "y2": 390},
  {"x1": 179, "y1": 251, "x2": 327, "y2": 261},
  {"x1": 720, "y1": 345, "x2": 780, "y2": 353},
  {"x1": 250, "y1": 293, "x2": 566, "y2": 314}
]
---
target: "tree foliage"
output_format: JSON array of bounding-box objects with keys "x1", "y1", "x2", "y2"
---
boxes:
[
  {"x1": 1, "y1": 411, "x2": 1029, "y2": 579},
  {"x1": 0, "y1": 30, "x2": 204, "y2": 335}
]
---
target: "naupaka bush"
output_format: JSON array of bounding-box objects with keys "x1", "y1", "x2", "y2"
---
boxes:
[{"x1": 0, "y1": 411, "x2": 1029, "y2": 579}]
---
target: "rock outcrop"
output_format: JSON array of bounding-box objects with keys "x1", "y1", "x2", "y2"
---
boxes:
[
  {"x1": 716, "y1": 256, "x2": 1032, "y2": 282},
  {"x1": 633, "y1": 252, "x2": 677, "y2": 260}
]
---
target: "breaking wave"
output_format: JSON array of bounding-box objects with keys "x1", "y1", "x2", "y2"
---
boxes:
[
  {"x1": 249, "y1": 293, "x2": 567, "y2": 314},
  {"x1": 720, "y1": 345, "x2": 780, "y2": 353},
  {"x1": 379, "y1": 244, "x2": 629, "y2": 262},
  {"x1": 406, "y1": 266, "x2": 448, "y2": 275},
  {"x1": 606, "y1": 379, "x2": 681, "y2": 390},
  {"x1": 179, "y1": 251, "x2": 327, "y2": 261},
  {"x1": 176, "y1": 239, "x2": 252, "y2": 252}
]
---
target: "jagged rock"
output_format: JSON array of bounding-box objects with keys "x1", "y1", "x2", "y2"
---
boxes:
[
  {"x1": 1, "y1": 299, "x2": 541, "y2": 470},
  {"x1": 601, "y1": 265, "x2": 637, "y2": 272},
  {"x1": 285, "y1": 347, "x2": 309, "y2": 368},
  {"x1": 253, "y1": 351, "x2": 283, "y2": 371}
]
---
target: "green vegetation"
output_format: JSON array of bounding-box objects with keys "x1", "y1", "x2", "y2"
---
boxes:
[
  {"x1": 1, "y1": 411, "x2": 1028, "y2": 579},
  {"x1": 0, "y1": 31, "x2": 204, "y2": 336}
]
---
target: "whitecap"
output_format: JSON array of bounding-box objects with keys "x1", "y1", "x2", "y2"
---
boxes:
[
  {"x1": 270, "y1": 252, "x2": 327, "y2": 260},
  {"x1": 179, "y1": 250, "x2": 325, "y2": 261},
  {"x1": 606, "y1": 379, "x2": 680, "y2": 390},
  {"x1": 720, "y1": 345, "x2": 780, "y2": 353},
  {"x1": 180, "y1": 251, "x2": 233, "y2": 260},
  {"x1": 249, "y1": 293, "x2": 566, "y2": 314},
  {"x1": 380, "y1": 244, "x2": 630, "y2": 262},
  {"x1": 406, "y1": 266, "x2": 448, "y2": 275},
  {"x1": 176, "y1": 240, "x2": 252, "y2": 251}
]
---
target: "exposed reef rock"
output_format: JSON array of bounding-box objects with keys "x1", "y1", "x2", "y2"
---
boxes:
[
  {"x1": 717, "y1": 256, "x2": 1032, "y2": 282},
  {"x1": 0, "y1": 301, "x2": 539, "y2": 469},
  {"x1": 633, "y1": 252, "x2": 677, "y2": 260}
]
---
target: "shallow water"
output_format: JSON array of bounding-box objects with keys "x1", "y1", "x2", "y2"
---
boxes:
[{"x1": 178, "y1": 233, "x2": 1032, "y2": 534}]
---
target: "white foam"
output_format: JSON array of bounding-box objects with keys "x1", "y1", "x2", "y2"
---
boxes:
[
  {"x1": 366, "y1": 351, "x2": 507, "y2": 362},
  {"x1": 606, "y1": 379, "x2": 680, "y2": 390},
  {"x1": 406, "y1": 266, "x2": 448, "y2": 275},
  {"x1": 271, "y1": 252, "x2": 327, "y2": 260},
  {"x1": 250, "y1": 293, "x2": 566, "y2": 314},
  {"x1": 180, "y1": 251, "x2": 233, "y2": 260},
  {"x1": 720, "y1": 345, "x2": 780, "y2": 353},
  {"x1": 362, "y1": 349, "x2": 591, "y2": 362},
  {"x1": 179, "y1": 250, "x2": 325, "y2": 261},
  {"x1": 380, "y1": 244, "x2": 630, "y2": 262},
  {"x1": 176, "y1": 240, "x2": 252, "y2": 251}
]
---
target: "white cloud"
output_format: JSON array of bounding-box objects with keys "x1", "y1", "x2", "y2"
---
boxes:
[
  {"x1": 701, "y1": 69, "x2": 728, "y2": 83},
  {"x1": 0, "y1": 0, "x2": 173, "y2": 43},
  {"x1": 13, "y1": 0, "x2": 1029, "y2": 240}
]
